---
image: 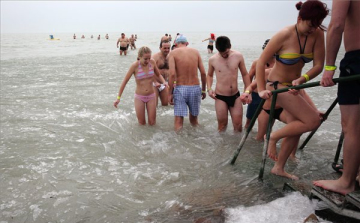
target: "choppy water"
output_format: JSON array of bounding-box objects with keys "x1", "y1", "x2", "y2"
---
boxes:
[{"x1": 1, "y1": 32, "x2": 345, "y2": 222}]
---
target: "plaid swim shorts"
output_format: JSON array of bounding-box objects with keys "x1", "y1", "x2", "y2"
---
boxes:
[{"x1": 173, "y1": 85, "x2": 201, "y2": 117}]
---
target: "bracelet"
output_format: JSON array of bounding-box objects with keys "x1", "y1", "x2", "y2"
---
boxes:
[
  {"x1": 207, "y1": 88, "x2": 212, "y2": 92},
  {"x1": 302, "y1": 74, "x2": 310, "y2": 82},
  {"x1": 173, "y1": 81, "x2": 177, "y2": 84},
  {"x1": 245, "y1": 90, "x2": 250, "y2": 94},
  {"x1": 117, "y1": 96, "x2": 121, "y2": 100},
  {"x1": 202, "y1": 90, "x2": 206, "y2": 93},
  {"x1": 325, "y1": 65, "x2": 337, "y2": 71}
]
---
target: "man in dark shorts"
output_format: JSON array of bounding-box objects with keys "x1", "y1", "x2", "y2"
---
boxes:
[
  {"x1": 206, "y1": 36, "x2": 251, "y2": 132},
  {"x1": 315, "y1": 0, "x2": 360, "y2": 195},
  {"x1": 116, "y1": 33, "x2": 129, "y2": 56}
]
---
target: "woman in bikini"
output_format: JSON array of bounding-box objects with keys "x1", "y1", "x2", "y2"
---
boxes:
[
  {"x1": 114, "y1": 46, "x2": 167, "y2": 125},
  {"x1": 202, "y1": 33, "x2": 216, "y2": 53},
  {"x1": 256, "y1": 0, "x2": 329, "y2": 180}
]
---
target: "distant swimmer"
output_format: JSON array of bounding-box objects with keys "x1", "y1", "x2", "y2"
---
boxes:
[
  {"x1": 129, "y1": 34, "x2": 136, "y2": 50},
  {"x1": 114, "y1": 46, "x2": 167, "y2": 125},
  {"x1": 91, "y1": 35, "x2": 93, "y2": 38},
  {"x1": 168, "y1": 34, "x2": 172, "y2": 42},
  {"x1": 98, "y1": 35, "x2": 100, "y2": 40},
  {"x1": 161, "y1": 33, "x2": 169, "y2": 42},
  {"x1": 73, "y1": 34, "x2": 76, "y2": 39},
  {"x1": 117, "y1": 33, "x2": 130, "y2": 56},
  {"x1": 152, "y1": 41, "x2": 171, "y2": 106},
  {"x1": 105, "y1": 34, "x2": 109, "y2": 39},
  {"x1": 81, "y1": 35, "x2": 85, "y2": 39},
  {"x1": 206, "y1": 36, "x2": 251, "y2": 132},
  {"x1": 135, "y1": 34, "x2": 138, "y2": 40},
  {"x1": 202, "y1": 33, "x2": 216, "y2": 53},
  {"x1": 168, "y1": 35, "x2": 207, "y2": 131}
]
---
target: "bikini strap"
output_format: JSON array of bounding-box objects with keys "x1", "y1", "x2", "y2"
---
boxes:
[
  {"x1": 267, "y1": 80, "x2": 279, "y2": 90},
  {"x1": 295, "y1": 25, "x2": 308, "y2": 54}
]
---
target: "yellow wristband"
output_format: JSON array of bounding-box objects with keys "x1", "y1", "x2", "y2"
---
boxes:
[
  {"x1": 173, "y1": 81, "x2": 177, "y2": 84},
  {"x1": 117, "y1": 96, "x2": 121, "y2": 100},
  {"x1": 302, "y1": 74, "x2": 310, "y2": 82},
  {"x1": 325, "y1": 65, "x2": 337, "y2": 71},
  {"x1": 202, "y1": 90, "x2": 206, "y2": 93},
  {"x1": 245, "y1": 90, "x2": 250, "y2": 94},
  {"x1": 207, "y1": 88, "x2": 212, "y2": 92}
]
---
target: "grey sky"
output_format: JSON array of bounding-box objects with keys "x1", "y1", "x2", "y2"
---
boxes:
[{"x1": 1, "y1": 1, "x2": 332, "y2": 33}]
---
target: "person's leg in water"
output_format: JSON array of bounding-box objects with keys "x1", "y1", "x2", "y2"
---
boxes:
[
  {"x1": 314, "y1": 103, "x2": 360, "y2": 194},
  {"x1": 215, "y1": 97, "x2": 229, "y2": 132},
  {"x1": 134, "y1": 97, "x2": 147, "y2": 125},
  {"x1": 146, "y1": 96, "x2": 157, "y2": 126},
  {"x1": 271, "y1": 135, "x2": 301, "y2": 180},
  {"x1": 256, "y1": 110, "x2": 271, "y2": 141},
  {"x1": 266, "y1": 89, "x2": 320, "y2": 165},
  {"x1": 229, "y1": 97, "x2": 243, "y2": 132}
]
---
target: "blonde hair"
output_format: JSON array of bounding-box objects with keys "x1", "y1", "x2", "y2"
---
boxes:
[{"x1": 137, "y1": 46, "x2": 152, "y2": 60}]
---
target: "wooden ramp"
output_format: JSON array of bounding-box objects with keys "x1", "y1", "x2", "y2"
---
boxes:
[
  {"x1": 310, "y1": 186, "x2": 360, "y2": 220},
  {"x1": 283, "y1": 182, "x2": 360, "y2": 221}
]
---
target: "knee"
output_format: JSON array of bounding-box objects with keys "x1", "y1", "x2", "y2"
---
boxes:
[{"x1": 307, "y1": 117, "x2": 321, "y2": 132}]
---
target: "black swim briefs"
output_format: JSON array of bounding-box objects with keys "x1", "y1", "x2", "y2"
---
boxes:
[{"x1": 215, "y1": 91, "x2": 240, "y2": 107}]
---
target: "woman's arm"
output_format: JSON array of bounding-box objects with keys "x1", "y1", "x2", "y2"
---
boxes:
[{"x1": 113, "y1": 63, "x2": 135, "y2": 108}]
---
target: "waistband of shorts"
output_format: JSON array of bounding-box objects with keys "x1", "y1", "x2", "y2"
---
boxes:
[
  {"x1": 175, "y1": 85, "x2": 200, "y2": 89},
  {"x1": 344, "y1": 49, "x2": 360, "y2": 58}
]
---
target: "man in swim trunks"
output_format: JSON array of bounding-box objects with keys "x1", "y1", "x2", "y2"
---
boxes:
[
  {"x1": 314, "y1": 0, "x2": 360, "y2": 195},
  {"x1": 168, "y1": 34, "x2": 207, "y2": 131},
  {"x1": 152, "y1": 41, "x2": 171, "y2": 106},
  {"x1": 207, "y1": 36, "x2": 251, "y2": 132},
  {"x1": 129, "y1": 34, "x2": 136, "y2": 50},
  {"x1": 116, "y1": 33, "x2": 129, "y2": 56}
]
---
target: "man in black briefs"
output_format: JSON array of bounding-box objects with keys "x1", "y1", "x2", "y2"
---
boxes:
[
  {"x1": 116, "y1": 33, "x2": 129, "y2": 56},
  {"x1": 206, "y1": 36, "x2": 251, "y2": 132}
]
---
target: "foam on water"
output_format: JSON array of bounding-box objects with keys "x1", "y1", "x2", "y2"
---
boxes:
[{"x1": 226, "y1": 192, "x2": 330, "y2": 223}]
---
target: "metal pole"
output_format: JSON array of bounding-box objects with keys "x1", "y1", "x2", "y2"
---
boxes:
[
  {"x1": 259, "y1": 92, "x2": 278, "y2": 180},
  {"x1": 231, "y1": 99, "x2": 265, "y2": 165}
]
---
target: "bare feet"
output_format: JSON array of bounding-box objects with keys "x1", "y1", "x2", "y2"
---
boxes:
[
  {"x1": 313, "y1": 179, "x2": 355, "y2": 195},
  {"x1": 267, "y1": 137, "x2": 278, "y2": 161},
  {"x1": 271, "y1": 166, "x2": 299, "y2": 180},
  {"x1": 289, "y1": 154, "x2": 300, "y2": 163}
]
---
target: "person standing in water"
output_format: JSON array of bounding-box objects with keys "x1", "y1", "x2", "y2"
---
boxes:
[
  {"x1": 114, "y1": 47, "x2": 167, "y2": 125},
  {"x1": 206, "y1": 36, "x2": 251, "y2": 132},
  {"x1": 168, "y1": 35, "x2": 207, "y2": 131},
  {"x1": 202, "y1": 33, "x2": 216, "y2": 53},
  {"x1": 314, "y1": 0, "x2": 360, "y2": 195},
  {"x1": 152, "y1": 41, "x2": 171, "y2": 106},
  {"x1": 256, "y1": 0, "x2": 329, "y2": 180}
]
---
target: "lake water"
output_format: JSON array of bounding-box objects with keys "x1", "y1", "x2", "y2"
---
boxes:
[{"x1": 0, "y1": 32, "x2": 345, "y2": 222}]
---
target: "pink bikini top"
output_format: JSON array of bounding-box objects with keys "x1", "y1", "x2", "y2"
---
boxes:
[{"x1": 135, "y1": 61, "x2": 154, "y2": 79}]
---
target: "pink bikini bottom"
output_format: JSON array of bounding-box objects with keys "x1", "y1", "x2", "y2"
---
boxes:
[{"x1": 134, "y1": 93, "x2": 156, "y2": 103}]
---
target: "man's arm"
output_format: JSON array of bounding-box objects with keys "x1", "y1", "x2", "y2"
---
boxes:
[
  {"x1": 206, "y1": 58, "x2": 216, "y2": 99},
  {"x1": 238, "y1": 54, "x2": 251, "y2": 90},
  {"x1": 321, "y1": 0, "x2": 350, "y2": 87},
  {"x1": 198, "y1": 53, "x2": 207, "y2": 99}
]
